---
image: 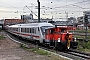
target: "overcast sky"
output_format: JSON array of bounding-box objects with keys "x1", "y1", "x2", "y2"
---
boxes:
[{"x1": 0, "y1": 0, "x2": 90, "y2": 19}]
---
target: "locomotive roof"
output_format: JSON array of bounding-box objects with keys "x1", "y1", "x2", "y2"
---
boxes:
[{"x1": 9, "y1": 22, "x2": 54, "y2": 28}]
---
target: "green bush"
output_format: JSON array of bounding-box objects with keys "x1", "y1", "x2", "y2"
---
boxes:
[{"x1": 82, "y1": 41, "x2": 90, "y2": 49}]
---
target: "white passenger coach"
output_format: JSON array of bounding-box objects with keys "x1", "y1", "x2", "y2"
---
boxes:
[{"x1": 8, "y1": 22, "x2": 54, "y2": 43}]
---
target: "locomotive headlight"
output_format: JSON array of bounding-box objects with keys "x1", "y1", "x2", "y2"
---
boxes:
[
  {"x1": 67, "y1": 31, "x2": 69, "y2": 33},
  {"x1": 74, "y1": 38, "x2": 76, "y2": 42},
  {"x1": 58, "y1": 38, "x2": 60, "y2": 42}
]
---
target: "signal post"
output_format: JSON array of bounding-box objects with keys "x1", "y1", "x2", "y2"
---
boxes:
[{"x1": 84, "y1": 11, "x2": 90, "y2": 42}]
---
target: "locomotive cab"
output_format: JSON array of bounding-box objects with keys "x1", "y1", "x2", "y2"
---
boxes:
[{"x1": 44, "y1": 26, "x2": 78, "y2": 50}]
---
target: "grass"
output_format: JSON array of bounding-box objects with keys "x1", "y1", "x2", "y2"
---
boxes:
[
  {"x1": 71, "y1": 29, "x2": 90, "y2": 52},
  {"x1": 72, "y1": 30, "x2": 90, "y2": 52},
  {"x1": 30, "y1": 48, "x2": 50, "y2": 55},
  {"x1": 20, "y1": 43, "x2": 50, "y2": 55},
  {"x1": 20, "y1": 44, "x2": 69, "y2": 60},
  {"x1": 0, "y1": 35, "x2": 5, "y2": 40},
  {"x1": 77, "y1": 40, "x2": 90, "y2": 52}
]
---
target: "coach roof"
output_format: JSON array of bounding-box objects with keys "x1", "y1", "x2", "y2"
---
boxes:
[
  {"x1": 9, "y1": 22, "x2": 54, "y2": 28},
  {"x1": 20, "y1": 23, "x2": 54, "y2": 27}
]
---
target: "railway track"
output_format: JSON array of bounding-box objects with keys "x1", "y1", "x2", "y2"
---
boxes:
[
  {"x1": 64, "y1": 49, "x2": 90, "y2": 60},
  {"x1": 7, "y1": 31, "x2": 90, "y2": 60},
  {"x1": 73, "y1": 32, "x2": 90, "y2": 36},
  {"x1": 40, "y1": 47, "x2": 90, "y2": 60}
]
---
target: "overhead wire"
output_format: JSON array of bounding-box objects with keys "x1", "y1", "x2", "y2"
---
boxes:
[
  {"x1": 42, "y1": 0, "x2": 89, "y2": 16},
  {"x1": 0, "y1": 0, "x2": 89, "y2": 12},
  {"x1": 54, "y1": 0, "x2": 89, "y2": 9},
  {"x1": 41, "y1": 0, "x2": 89, "y2": 18},
  {"x1": 0, "y1": 0, "x2": 89, "y2": 19}
]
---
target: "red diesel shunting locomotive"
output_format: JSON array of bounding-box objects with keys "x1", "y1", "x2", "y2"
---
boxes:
[{"x1": 44, "y1": 26, "x2": 78, "y2": 50}]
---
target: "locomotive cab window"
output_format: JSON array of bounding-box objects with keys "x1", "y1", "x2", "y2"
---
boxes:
[
  {"x1": 61, "y1": 29, "x2": 66, "y2": 33},
  {"x1": 40, "y1": 26, "x2": 54, "y2": 35},
  {"x1": 45, "y1": 29, "x2": 48, "y2": 35},
  {"x1": 50, "y1": 29, "x2": 54, "y2": 34}
]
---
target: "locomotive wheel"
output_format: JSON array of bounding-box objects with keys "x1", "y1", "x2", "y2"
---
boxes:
[
  {"x1": 56, "y1": 42, "x2": 65, "y2": 51},
  {"x1": 72, "y1": 46, "x2": 77, "y2": 49},
  {"x1": 71, "y1": 42, "x2": 78, "y2": 49}
]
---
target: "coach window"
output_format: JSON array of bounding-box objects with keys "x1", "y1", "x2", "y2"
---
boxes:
[
  {"x1": 31, "y1": 28, "x2": 33, "y2": 33},
  {"x1": 30, "y1": 28, "x2": 31, "y2": 33},
  {"x1": 38, "y1": 27, "x2": 40, "y2": 31},
  {"x1": 21, "y1": 28, "x2": 23, "y2": 32},
  {"x1": 15, "y1": 28, "x2": 18, "y2": 31},
  {"x1": 11, "y1": 28, "x2": 13, "y2": 31},
  {"x1": 34, "y1": 28, "x2": 35, "y2": 33},
  {"x1": 21, "y1": 28, "x2": 25, "y2": 32},
  {"x1": 10, "y1": 28, "x2": 11, "y2": 31},
  {"x1": 31, "y1": 28, "x2": 32, "y2": 33},
  {"x1": 13, "y1": 28, "x2": 15, "y2": 31},
  {"x1": 32, "y1": 28, "x2": 34, "y2": 33},
  {"x1": 25, "y1": 28, "x2": 26, "y2": 32},
  {"x1": 34, "y1": 28, "x2": 36, "y2": 34},
  {"x1": 10, "y1": 27, "x2": 12, "y2": 31},
  {"x1": 26, "y1": 28, "x2": 27, "y2": 33},
  {"x1": 15, "y1": 28, "x2": 17, "y2": 31},
  {"x1": 26, "y1": 28, "x2": 29, "y2": 33},
  {"x1": 28, "y1": 28, "x2": 29, "y2": 33},
  {"x1": 33, "y1": 28, "x2": 34, "y2": 33}
]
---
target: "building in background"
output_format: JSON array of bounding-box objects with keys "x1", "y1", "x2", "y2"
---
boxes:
[
  {"x1": 0, "y1": 19, "x2": 23, "y2": 29},
  {"x1": 76, "y1": 11, "x2": 90, "y2": 29},
  {"x1": 0, "y1": 19, "x2": 4, "y2": 29},
  {"x1": 83, "y1": 11, "x2": 90, "y2": 23},
  {"x1": 21, "y1": 14, "x2": 33, "y2": 23},
  {"x1": 4, "y1": 19, "x2": 23, "y2": 26},
  {"x1": 21, "y1": 14, "x2": 52, "y2": 23}
]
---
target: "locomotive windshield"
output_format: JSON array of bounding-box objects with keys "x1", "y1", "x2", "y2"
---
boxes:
[
  {"x1": 61, "y1": 29, "x2": 66, "y2": 33},
  {"x1": 40, "y1": 26, "x2": 54, "y2": 35}
]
